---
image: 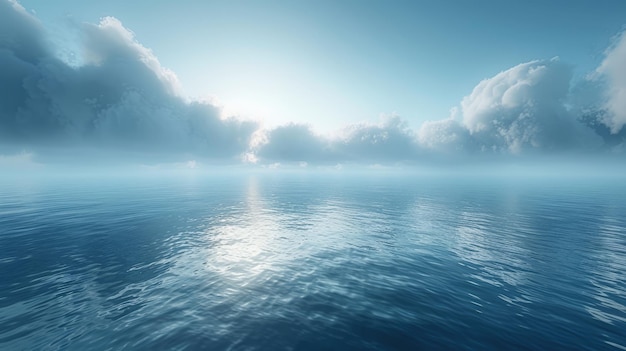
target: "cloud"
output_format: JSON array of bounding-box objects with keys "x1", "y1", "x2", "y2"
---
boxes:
[
  {"x1": 596, "y1": 31, "x2": 626, "y2": 134},
  {"x1": 334, "y1": 115, "x2": 419, "y2": 162},
  {"x1": 255, "y1": 116, "x2": 420, "y2": 164},
  {"x1": 0, "y1": 0, "x2": 46, "y2": 62},
  {"x1": 0, "y1": 1, "x2": 256, "y2": 162},
  {"x1": 2, "y1": 0, "x2": 626, "y2": 167},
  {"x1": 458, "y1": 58, "x2": 598, "y2": 153},
  {"x1": 255, "y1": 124, "x2": 332, "y2": 163},
  {"x1": 257, "y1": 59, "x2": 607, "y2": 164},
  {"x1": 416, "y1": 58, "x2": 610, "y2": 157},
  {"x1": 81, "y1": 17, "x2": 181, "y2": 96},
  {"x1": 417, "y1": 116, "x2": 473, "y2": 153}
]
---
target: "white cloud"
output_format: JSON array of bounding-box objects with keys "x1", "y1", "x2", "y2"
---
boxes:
[
  {"x1": 417, "y1": 117, "x2": 470, "y2": 152},
  {"x1": 255, "y1": 123, "x2": 332, "y2": 163},
  {"x1": 81, "y1": 17, "x2": 182, "y2": 96},
  {"x1": 459, "y1": 58, "x2": 590, "y2": 153},
  {"x1": 255, "y1": 116, "x2": 420, "y2": 164},
  {"x1": 0, "y1": 1, "x2": 256, "y2": 162},
  {"x1": 334, "y1": 115, "x2": 419, "y2": 161},
  {"x1": 596, "y1": 32, "x2": 626, "y2": 134}
]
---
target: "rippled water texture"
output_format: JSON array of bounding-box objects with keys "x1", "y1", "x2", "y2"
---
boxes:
[{"x1": 1, "y1": 174, "x2": 625, "y2": 350}]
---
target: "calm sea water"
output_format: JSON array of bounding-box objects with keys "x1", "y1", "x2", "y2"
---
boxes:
[{"x1": 1, "y1": 173, "x2": 625, "y2": 350}]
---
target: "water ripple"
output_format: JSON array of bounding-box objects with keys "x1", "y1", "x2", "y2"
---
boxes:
[{"x1": 0, "y1": 176, "x2": 625, "y2": 350}]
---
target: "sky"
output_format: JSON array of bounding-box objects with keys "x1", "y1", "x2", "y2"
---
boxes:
[
  {"x1": 2, "y1": 0, "x2": 626, "y2": 169},
  {"x1": 16, "y1": 0, "x2": 626, "y2": 130}
]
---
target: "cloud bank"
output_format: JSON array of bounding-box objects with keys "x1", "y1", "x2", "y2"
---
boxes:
[
  {"x1": 255, "y1": 116, "x2": 420, "y2": 164},
  {"x1": 1, "y1": 0, "x2": 626, "y2": 166},
  {"x1": 0, "y1": 1, "x2": 256, "y2": 163}
]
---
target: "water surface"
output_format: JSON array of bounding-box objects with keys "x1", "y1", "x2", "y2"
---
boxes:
[{"x1": 1, "y1": 173, "x2": 625, "y2": 350}]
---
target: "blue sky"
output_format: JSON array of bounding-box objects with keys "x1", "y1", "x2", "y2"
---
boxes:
[
  {"x1": 17, "y1": 0, "x2": 626, "y2": 131},
  {"x1": 2, "y1": 0, "x2": 626, "y2": 167}
]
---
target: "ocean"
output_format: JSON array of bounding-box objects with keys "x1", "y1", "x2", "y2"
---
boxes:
[{"x1": 1, "y1": 172, "x2": 625, "y2": 350}]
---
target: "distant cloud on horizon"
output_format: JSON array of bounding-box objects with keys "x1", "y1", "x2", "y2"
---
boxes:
[{"x1": 1, "y1": 0, "x2": 626, "y2": 167}]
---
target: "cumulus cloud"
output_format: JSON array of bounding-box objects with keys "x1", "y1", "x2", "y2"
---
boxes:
[
  {"x1": 334, "y1": 115, "x2": 419, "y2": 162},
  {"x1": 417, "y1": 116, "x2": 472, "y2": 153},
  {"x1": 458, "y1": 59, "x2": 598, "y2": 153},
  {"x1": 596, "y1": 31, "x2": 626, "y2": 134},
  {"x1": 0, "y1": 1, "x2": 256, "y2": 162},
  {"x1": 255, "y1": 116, "x2": 420, "y2": 164},
  {"x1": 255, "y1": 123, "x2": 332, "y2": 163},
  {"x1": 81, "y1": 16, "x2": 182, "y2": 96}
]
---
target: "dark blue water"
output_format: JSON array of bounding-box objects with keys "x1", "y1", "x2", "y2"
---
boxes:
[{"x1": 1, "y1": 173, "x2": 625, "y2": 350}]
